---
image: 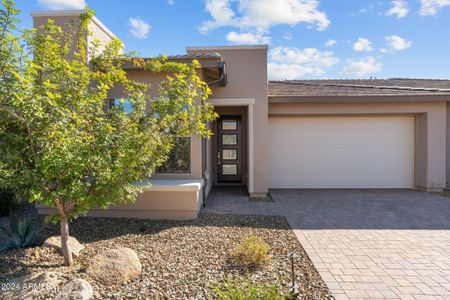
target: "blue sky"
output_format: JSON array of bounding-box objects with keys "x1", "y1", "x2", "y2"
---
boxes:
[{"x1": 15, "y1": 0, "x2": 450, "y2": 80}]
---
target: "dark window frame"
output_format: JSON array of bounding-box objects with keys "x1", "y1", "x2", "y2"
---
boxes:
[{"x1": 156, "y1": 137, "x2": 191, "y2": 174}]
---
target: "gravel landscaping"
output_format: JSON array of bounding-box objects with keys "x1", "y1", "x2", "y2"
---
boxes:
[{"x1": 0, "y1": 213, "x2": 333, "y2": 299}]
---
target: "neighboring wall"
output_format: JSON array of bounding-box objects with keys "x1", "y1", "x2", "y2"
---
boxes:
[
  {"x1": 188, "y1": 46, "x2": 269, "y2": 196},
  {"x1": 269, "y1": 101, "x2": 447, "y2": 191},
  {"x1": 87, "y1": 16, "x2": 116, "y2": 60},
  {"x1": 32, "y1": 10, "x2": 115, "y2": 62}
]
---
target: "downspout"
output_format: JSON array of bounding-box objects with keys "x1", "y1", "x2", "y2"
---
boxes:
[
  {"x1": 206, "y1": 62, "x2": 227, "y2": 87},
  {"x1": 202, "y1": 137, "x2": 207, "y2": 206},
  {"x1": 202, "y1": 62, "x2": 226, "y2": 205}
]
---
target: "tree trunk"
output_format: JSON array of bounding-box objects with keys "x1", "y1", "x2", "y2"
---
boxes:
[{"x1": 60, "y1": 216, "x2": 73, "y2": 266}]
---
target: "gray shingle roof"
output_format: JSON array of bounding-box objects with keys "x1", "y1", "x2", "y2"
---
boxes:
[
  {"x1": 121, "y1": 53, "x2": 222, "y2": 69},
  {"x1": 166, "y1": 53, "x2": 222, "y2": 60},
  {"x1": 269, "y1": 79, "x2": 450, "y2": 98}
]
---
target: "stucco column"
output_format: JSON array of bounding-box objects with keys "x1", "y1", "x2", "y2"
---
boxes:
[{"x1": 425, "y1": 104, "x2": 447, "y2": 191}]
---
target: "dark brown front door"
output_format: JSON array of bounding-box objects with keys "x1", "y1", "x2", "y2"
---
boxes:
[{"x1": 217, "y1": 116, "x2": 242, "y2": 183}]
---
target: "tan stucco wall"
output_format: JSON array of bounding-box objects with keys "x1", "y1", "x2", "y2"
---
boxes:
[
  {"x1": 33, "y1": 14, "x2": 81, "y2": 33},
  {"x1": 38, "y1": 188, "x2": 202, "y2": 220},
  {"x1": 33, "y1": 12, "x2": 115, "y2": 62},
  {"x1": 447, "y1": 103, "x2": 450, "y2": 187},
  {"x1": 269, "y1": 101, "x2": 447, "y2": 191},
  {"x1": 87, "y1": 19, "x2": 115, "y2": 60},
  {"x1": 188, "y1": 47, "x2": 269, "y2": 196},
  {"x1": 205, "y1": 131, "x2": 214, "y2": 197}
]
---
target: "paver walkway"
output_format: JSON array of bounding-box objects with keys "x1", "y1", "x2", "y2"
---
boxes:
[{"x1": 202, "y1": 188, "x2": 450, "y2": 299}]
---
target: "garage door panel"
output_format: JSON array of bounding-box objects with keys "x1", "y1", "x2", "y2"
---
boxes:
[
  {"x1": 268, "y1": 145, "x2": 414, "y2": 161},
  {"x1": 268, "y1": 116, "x2": 414, "y2": 189},
  {"x1": 269, "y1": 172, "x2": 412, "y2": 189},
  {"x1": 270, "y1": 130, "x2": 413, "y2": 147},
  {"x1": 269, "y1": 158, "x2": 413, "y2": 175},
  {"x1": 270, "y1": 116, "x2": 413, "y2": 131}
]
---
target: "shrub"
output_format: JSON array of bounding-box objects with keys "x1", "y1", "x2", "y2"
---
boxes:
[
  {"x1": 210, "y1": 273, "x2": 288, "y2": 300},
  {"x1": 0, "y1": 214, "x2": 41, "y2": 252},
  {"x1": 0, "y1": 188, "x2": 17, "y2": 216},
  {"x1": 230, "y1": 235, "x2": 271, "y2": 268}
]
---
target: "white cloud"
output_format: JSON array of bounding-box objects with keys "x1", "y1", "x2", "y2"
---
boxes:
[
  {"x1": 341, "y1": 56, "x2": 382, "y2": 77},
  {"x1": 353, "y1": 38, "x2": 373, "y2": 52},
  {"x1": 386, "y1": 0, "x2": 409, "y2": 18},
  {"x1": 268, "y1": 63, "x2": 324, "y2": 80},
  {"x1": 268, "y1": 46, "x2": 340, "y2": 80},
  {"x1": 128, "y1": 18, "x2": 151, "y2": 39},
  {"x1": 385, "y1": 35, "x2": 412, "y2": 51},
  {"x1": 37, "y1": 0, "x2": 85, "y2": 9},
  {"x1": 283, "y1": 32, "x2": 293, "y2": 40},
  {"x1": 271, "y1": 46, "x2": 340, "y2": 67},
  {"x1": 226, "y1": 31, "x2": 270, "y2": 44},
  {"x1": 199, "y1": 0, "x2": 330, "y2": 34},
  {"x1": 325, "y1": 39, "x2": 337, "y2": 47},
  {"x1": 350, "y1": 2, "x2": 382, "y2": 16},
  {"x1": 419, "y1": 0, "x2": 450, "y2": 15},
  {"x1": 168, "y1": 0, "x2": 175, "y2": 5}
]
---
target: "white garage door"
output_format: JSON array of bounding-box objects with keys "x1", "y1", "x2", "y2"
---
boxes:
[{"x1": 268, "y1": 116, "x2": 414, "y2": 188}]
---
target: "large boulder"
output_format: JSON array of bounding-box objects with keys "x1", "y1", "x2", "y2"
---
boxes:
[
  {"x1": 86, "y1": 247, "x2": 141, "y2": 285},
  {"x1": 43, "y1": 236, "x2": 84, "y2": 258},
  {"x1": 55, "y1": 278, "x2": 93, "y2": 300},
  {"x1": 0, "y1": 272, "x2": 62, "y2": 300}
]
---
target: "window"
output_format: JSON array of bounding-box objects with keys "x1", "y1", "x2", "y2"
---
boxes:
[
  {"x1": 110, "y1": 98, "x2": 133, "y2": 113},
  {"x1": 156, "y1": 137, "x2": 191, "y2": 173},
  {"x1": 222, "y1": 149, "x2": 237, "y2": 160},
  {"x1": 222, "y1": 119, "x2": 237, "y2": 130},
  {"x1": 222, "y1": 164, "x2": 237, "y2": 175},
  {"x1": 222, "y1": 134, "x2": 237, "y2": 145}
]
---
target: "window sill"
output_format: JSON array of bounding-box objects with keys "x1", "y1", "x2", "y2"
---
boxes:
[{"x1": 136, "y1": 179, "x2": 204, "y2": 192}]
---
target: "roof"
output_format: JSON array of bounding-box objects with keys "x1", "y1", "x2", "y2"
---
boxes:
[
  {"x1": 121, "y1": 53, "x2": 222, "y2": 70},
  {"x1": 269, "y1": 79, "x2": 450, "y2": 102},
  {"x1": 186, "y1": 45, "x2": 268, "y2": 51},
  {"x1": 166, "y1": 53, "x2": 222, "y2": 60}
]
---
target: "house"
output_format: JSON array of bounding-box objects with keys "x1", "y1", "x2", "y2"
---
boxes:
[{"x1": 33, "y1": 11, "x2": 450, "y2": 220}]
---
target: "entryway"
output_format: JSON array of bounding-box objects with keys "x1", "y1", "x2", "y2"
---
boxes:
[
  {"x1": 217, "y1": 115, "x2": 243, "y2": 183},
  {"x1": 212, "y1": 106, "x2": 248, "y2": 188}
]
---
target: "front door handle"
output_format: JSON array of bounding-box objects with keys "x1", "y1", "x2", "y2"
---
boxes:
[{"x1": 217, "y1": 151, "x2": 221, "y2": 165}]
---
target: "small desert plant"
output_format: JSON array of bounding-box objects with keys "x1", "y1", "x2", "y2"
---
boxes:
[
  {"x1": 210, "y1": 273, "x2": 288, "y2": 300},
  {"x1": 230, "y1": 235, "x2": 271, "y2": 268},
  {"x1": 0, "y1": 214, "x2": 41, "y2": 252}
]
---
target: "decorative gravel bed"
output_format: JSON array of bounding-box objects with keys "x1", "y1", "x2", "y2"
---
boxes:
[{"x1": 0, "y1": 214, "x2": 333, "y2": 299}]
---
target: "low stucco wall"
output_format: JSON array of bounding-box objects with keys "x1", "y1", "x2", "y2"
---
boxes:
[
  {"x1": 86, "y1": 189, "x2": 203, "y2": 220},
  {"x1": 268, "y1": 101, "x2": 447, "y2": 192},
  {"x1": 37, "y1": 180, "x2": 204, "y2": 220}
]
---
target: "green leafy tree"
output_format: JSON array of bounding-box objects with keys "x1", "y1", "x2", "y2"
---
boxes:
[{"x1": 0, "y1": 1, "x2": 217, "y2": 265}]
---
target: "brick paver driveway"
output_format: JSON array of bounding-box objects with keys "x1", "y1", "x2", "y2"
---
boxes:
[{"x1": 203, "y1": 188, "x2": 450, "y2": 299}]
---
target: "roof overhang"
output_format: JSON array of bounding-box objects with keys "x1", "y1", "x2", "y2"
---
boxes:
[{"x1": 269, "y1": 95, "x2": 450, "y2": 103}]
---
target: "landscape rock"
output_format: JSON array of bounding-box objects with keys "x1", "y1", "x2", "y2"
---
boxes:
[
  {"x1": 86, "y1": 247, "x2": 141, "y2": 285},
  {"x1": 55, "y1": 278, "x2": 93, "y2": 300},
  {"x1": 43, "y1": 235, "x2": 84, "y2": 258},
  {"x1": 0, "y1": 272, "x2": 62, "y2": 300}
]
